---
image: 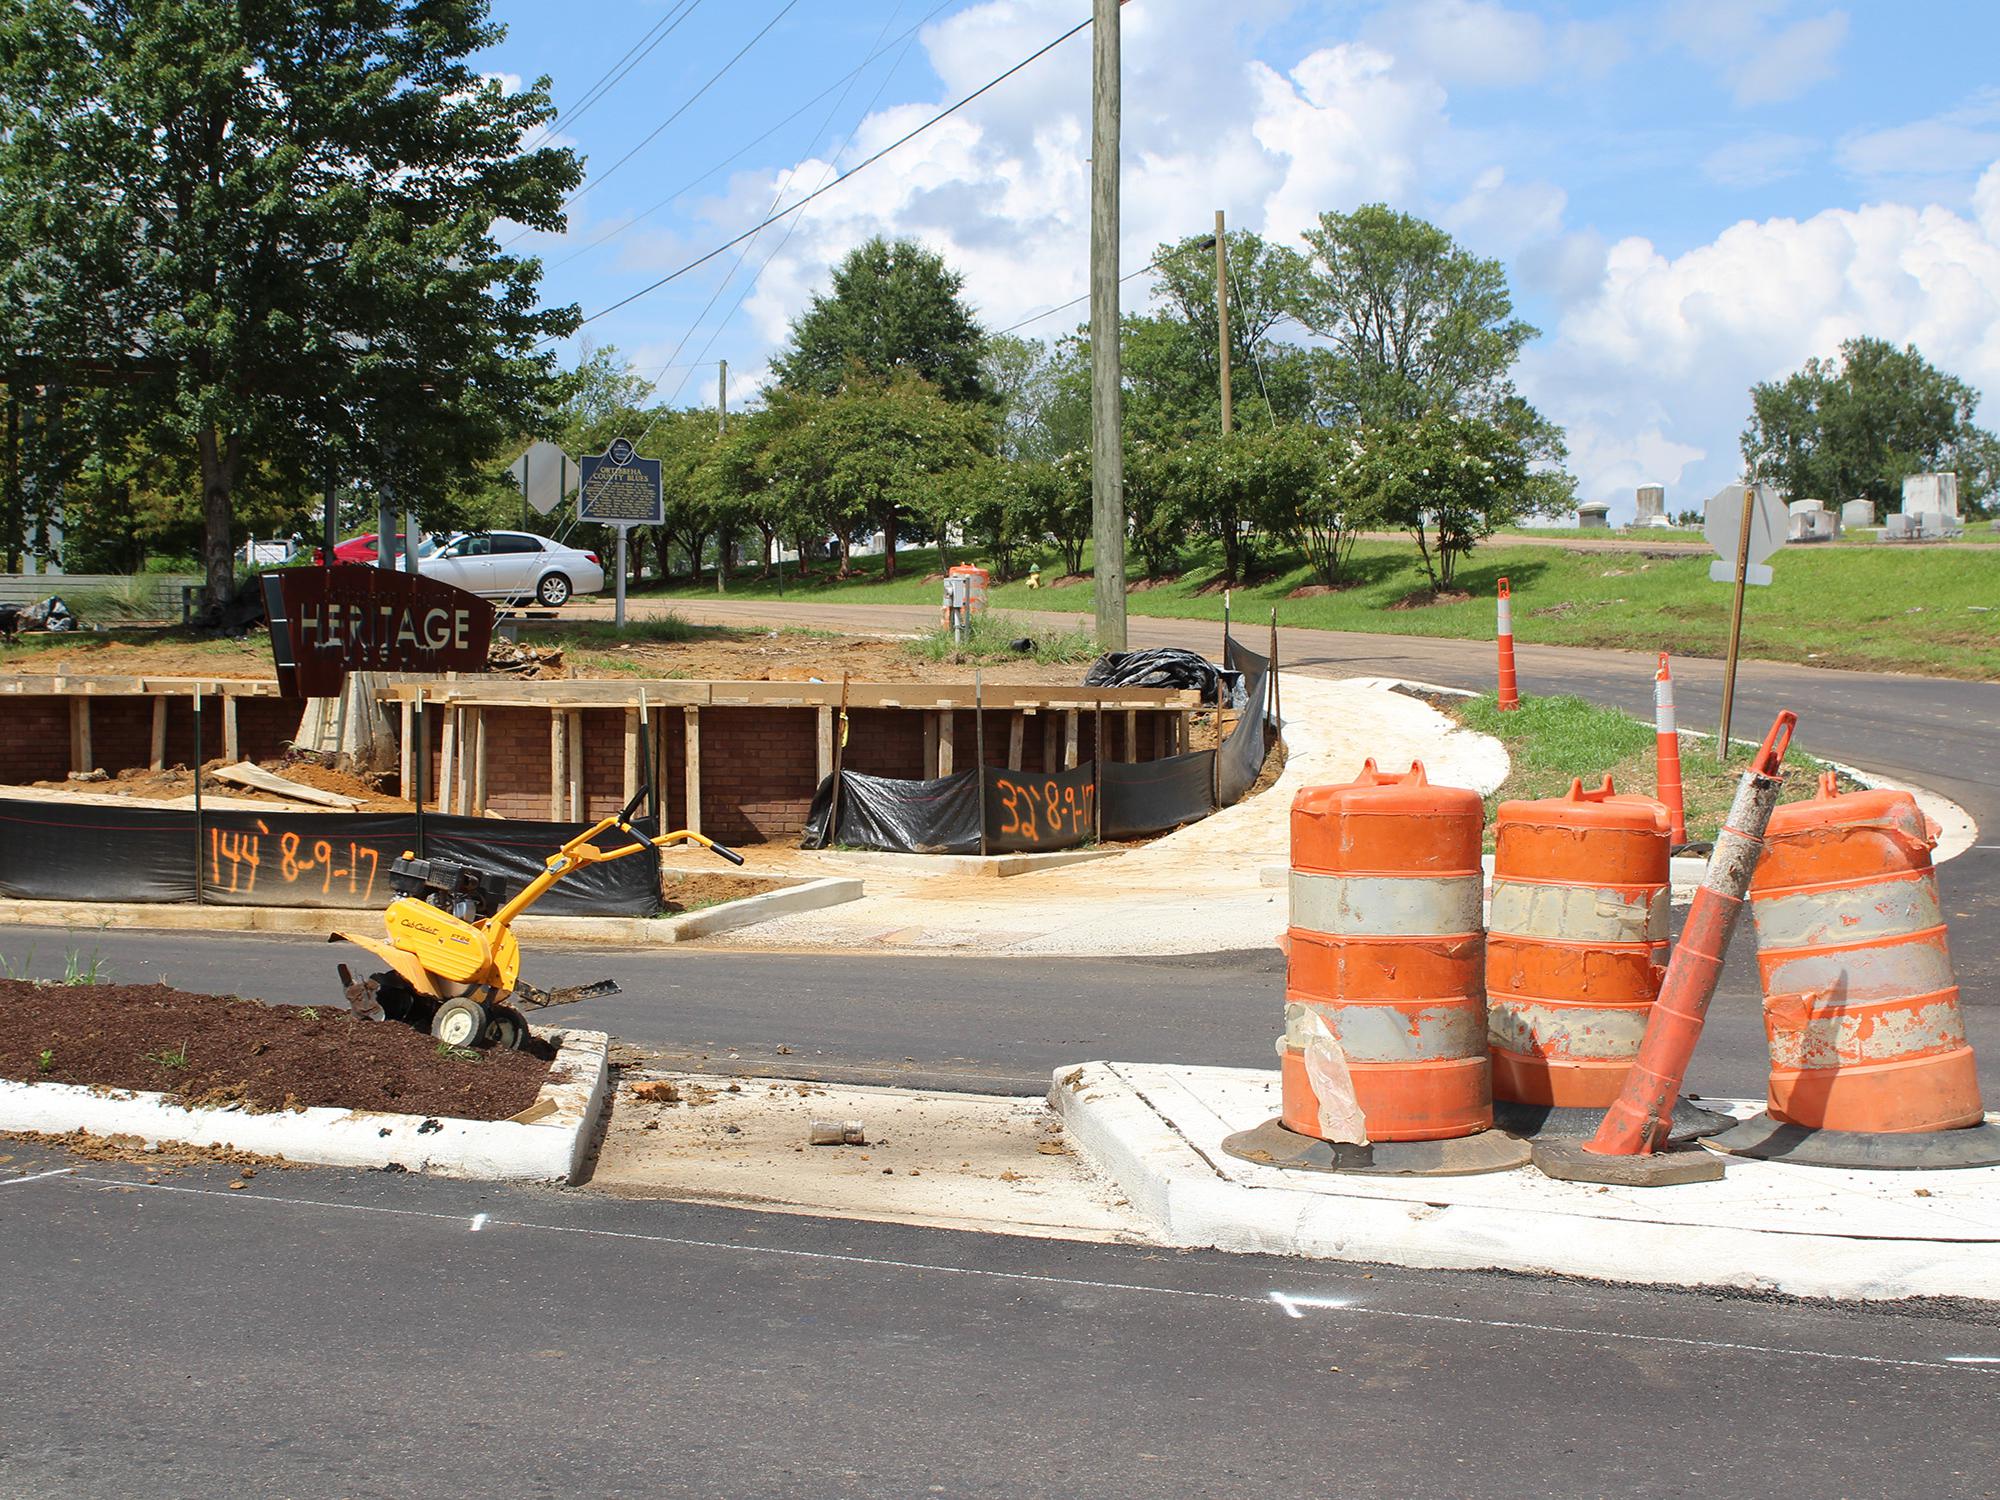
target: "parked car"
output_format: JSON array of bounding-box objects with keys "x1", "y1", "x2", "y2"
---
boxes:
[
  {"x1": 421, "y1": 530, "x2": 603, "y2": 607},
  {"x1": 316, "y1": 532, "x2": 440, "y2": 566}
]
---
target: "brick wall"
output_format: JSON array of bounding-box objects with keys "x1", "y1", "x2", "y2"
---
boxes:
[{"x1": 0, "y1": 693, "x2": 295, "y2": 783}]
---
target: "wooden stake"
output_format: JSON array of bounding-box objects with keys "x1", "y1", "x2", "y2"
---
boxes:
[
  {"x1": 68, "y1": 696, "x2": 90, "y2": 775},
  {"x1": 548, "y1": 708, "x2": 566, "y2": 821},
  {"x1": 683, "y1": 706, "x2": 701, "y2": 834},
  {"x1": 975, "y1": 670, "x2": 988, "y2": 857},
  {"x1": 150, "y1": 696, "x2": 168, "y2": 772},
  {"x1": 923, "y1": 711, "x2": 940, "y2": 778},
  {"x1": 438, "y1": 708, "x2": 458, "y2": 816},
  {"x1": 1064, "y1": 709, "x2": 1079, "y2": 769},
  {"x1": 1007, "y1": 712, "x2": 1024, "y2": 771},
  {"x1": 1123, "y1": 708, "x2": 1137, "y2": 763},
  {"x1": 828, "y1": 674, "x2": 850, "y2": 844},
  {"x1": 221, "y1": 695, "x2": 239, "y2": 764},
  {"x1": 567, "y1": 711, "x2": 584, "y2": 820},
  {"x1": 817, "y1": 704, "x2": 835, "y2": 784},
  {"x1": 938, "y1": 709, "x2": 956, "y2": 776},
  {"x1": 622, "y1": 707, "x2": 639, "y2": 809},
  {"x1": 472, "y1": 707, "x2": 488, "y2": 816}
]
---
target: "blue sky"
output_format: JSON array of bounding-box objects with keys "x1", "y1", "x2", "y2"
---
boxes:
[{"x1": 482, "y1": 1, "x2": 2000, "y2": 519}]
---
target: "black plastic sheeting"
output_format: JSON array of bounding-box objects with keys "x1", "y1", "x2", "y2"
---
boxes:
[
  {"x1": 423, "y1": 813, "x2": 661, "y2": 918},
  {"x1": 1100, "y1": 752, "x2": 1217, "y2": 839},
  {"x1": 803, "y1": 770, "x2": 982, "y2": 854},
  {"x1": 0, "y1": 799, "x2": 198, "y2": 904},
  {"x1": 0, "y1": 798, "x2": 662, "y2": 916},
  {"x1": 1216, "y1": 638, "x2": 1273, "y2": 807},
  {"x1": 984, "y1": 763, "x2": 1098, "y2": 853},
  {"x1": 1084, "y1": 647, "x2": 1243, "y2": 707}
]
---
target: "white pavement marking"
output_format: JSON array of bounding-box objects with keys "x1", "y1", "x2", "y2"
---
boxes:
[
  {"x1": 469, "y1": 1213, "x2": 488, "y2": 1232},
  {"x1": 1, "y1": 1168, "x2": 75, "y2": 1187},
  {"x1": 51, "y1": 1172, "x2": 1999, "y2": 1377}
]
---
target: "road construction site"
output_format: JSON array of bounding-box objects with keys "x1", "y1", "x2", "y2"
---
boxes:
[{"x1": 5, "y1": 607, "x2": 2000, "y2": 1496}]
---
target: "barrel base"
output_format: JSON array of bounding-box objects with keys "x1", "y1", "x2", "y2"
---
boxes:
[
  {"x1": 1221, "y1": 1116, "x2": 1531, "y2": 1177},
  {"x1": 1494, "y1": 1096, "x2": 1730, "y2": 1142},
  {"x1": 1703, "y1": 1114, "x2": 2000, "y2": 1170}
]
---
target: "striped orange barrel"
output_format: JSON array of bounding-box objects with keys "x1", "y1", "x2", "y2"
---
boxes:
[
  {"x1": 1487, "y1": 777, "x2": 1670, "y2": 1107},
  {"x1": 1748, "y1": 773, "x2": 1983, "y2": 1133},
  {"x1": 1284, "y1": 760, "x2": 1490, "y2": 1142}
]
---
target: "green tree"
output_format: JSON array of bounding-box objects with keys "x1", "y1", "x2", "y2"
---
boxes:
[
  {"x1": 1348, "y1": 413, "x2": 1529, "y2": 592},
  {"x1": 1295, "y1": 205, "x2": 1538, "y2": 427},
  {"x1": 0, "y1": 0, "x2": 581, "y2": 606},
  {"x1": 1248, "y1": 424, "x2": 1382, "y2": 589},
  {"x1": 1742, "y1": 337, "x2": 2000, "y2": 518},
  {"x1": 773, "y1": 238, "x2": 991, "y2": 405},
  {"x1": 1125, "y1": 229, "x2": 1313, "y2": 440}
]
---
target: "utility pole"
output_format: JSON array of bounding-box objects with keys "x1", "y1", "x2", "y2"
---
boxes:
[
  {"x1": 1215, "y1": 208, "x2": 1232, "y2": 436},
  {"x1": 1089, "y1": 0, "x2": 1125, "y2": 650},
  {"x1": 717, "y1": 358, "x2": 728, "y2": 593}
]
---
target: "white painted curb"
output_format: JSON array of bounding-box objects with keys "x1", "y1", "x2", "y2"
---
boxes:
[
  {"x1": 1053, "y1": 1062, "x2": 2000, "y2": 1303},
  {"x1": 666, "y1": 875, "x2": 862, "y2": 939},
  {"x1": 0, "y1": 1026, "x2": 610, "y2": 1183}
]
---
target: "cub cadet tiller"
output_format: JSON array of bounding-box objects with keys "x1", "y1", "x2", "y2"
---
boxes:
[{"x1": 331, "y1": 788, "x2": 743, "y2": 1049}]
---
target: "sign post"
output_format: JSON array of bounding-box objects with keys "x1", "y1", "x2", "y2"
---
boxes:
[
  {"x1": 1703, "y1": 481, "x2": 1785, "y2": 762},
  {"x1": 577, "y1": 436, "x2": 664, "y2": 629}
]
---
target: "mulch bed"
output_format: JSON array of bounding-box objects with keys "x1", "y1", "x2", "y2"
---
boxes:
[{"x1": 0, "y1": 979, "x2": 555, "y2": 1121}]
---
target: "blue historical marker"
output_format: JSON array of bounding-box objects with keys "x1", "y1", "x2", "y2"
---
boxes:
[{"x1": 577, "y1": 434, "x2": 664, "y2": 626}]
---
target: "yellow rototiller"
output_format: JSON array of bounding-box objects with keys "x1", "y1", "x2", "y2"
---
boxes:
[{"x1": 331, "y1": 788, "x2": 743, "y2": 1049}]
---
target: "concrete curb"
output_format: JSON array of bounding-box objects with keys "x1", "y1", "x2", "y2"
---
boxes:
[
  {"x1": 668, "y1": 876, "x2": 862, "y2": 939},
  {"x1": 1053, "y1": 1061, "x2": 2000, "y2": 1303},
  {"x1": 0, "y1": 1026, "x2": 610, "y2": 1183},
  {"x1": 817, "y1": 849, "x2": 1119, "y2": 878},
  {"x1": 0, "y1": 877, "x2": 863, "y2": 947}
]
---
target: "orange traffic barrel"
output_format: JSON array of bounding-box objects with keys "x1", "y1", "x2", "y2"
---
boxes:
[
  {"x1": 1487, "y1": 777, "x2": 1670, "y2": 1108},
  {"x1": 1746, "y1": 772, "x2": 1983, "y2": 1134},
  {"x1": 1284, "y1": 760, "x2": 1491, "y2": 1142}
]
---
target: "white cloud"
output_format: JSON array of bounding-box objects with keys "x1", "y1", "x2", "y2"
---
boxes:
[
  {"x1": 1525, "y1": 167, "x2": 2000, "y2": 512},
  {"x1": 1361, "y1": 0, "x2": 1547, "y2": 88},
  {"x1": 1666, "y1": 2, "x2": 1849, "y2": 108},
  {"x1": 1839, "y1": 88, "x2": 2000, "y2": 187},
  {"x1": 1702, "y1": 132, "x2": 1816, "y2": 188}
]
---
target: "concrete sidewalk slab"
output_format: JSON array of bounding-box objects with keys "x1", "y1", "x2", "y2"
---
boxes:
[
  {"x1": 1052, "y1": 1061, "x2": 2000, "y2": 1303},
  {"x1": 715, "y1": 675, "x2": 1511, "y2": 956},
  {"x1": 592, "y1": 1071, "x2": 1148, "y2": 1241}
]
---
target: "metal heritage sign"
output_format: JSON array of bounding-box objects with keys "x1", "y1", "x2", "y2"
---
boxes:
[
  {"x1": 576, "y1": 435, "x2": 664, "y2": 525},
  {"x1": 264, "y1": 565, "x2": 495, "y2": 698}
]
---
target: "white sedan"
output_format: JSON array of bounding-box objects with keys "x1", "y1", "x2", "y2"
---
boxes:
[{"x1": 422, "y1": 531, "x2": 605, "y2": 608}]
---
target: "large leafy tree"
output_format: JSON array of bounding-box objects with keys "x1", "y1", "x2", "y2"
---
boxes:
[
  {"x1": 0, "y1": 0, "x2": 581, "y2": 606},
  {"x1": 1743, "y1": 337, "x2": 2000, "y2": 518},
  {"x1": 1296, "y1": 205, "x2": 1537, "y2": 425},
  {"x1": 1125, "y1": 228, "x2": 1313, "y2": 440},
  {"x1": 773, "y1": 237, "x2": 991, "y2": 406}
]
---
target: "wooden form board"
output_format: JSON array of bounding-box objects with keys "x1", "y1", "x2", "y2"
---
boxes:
[{"x1": 374, "y1": 678, "x2": 1197, "y2": 712}]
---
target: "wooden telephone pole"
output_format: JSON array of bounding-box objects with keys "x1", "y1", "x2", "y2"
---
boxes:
[
  {"x1": 1089, "y1": 0, "x2": 1125, "y2": 650},
  {"x1": 1215, "y1": 208, "x2": 1232, "y2": 436}
]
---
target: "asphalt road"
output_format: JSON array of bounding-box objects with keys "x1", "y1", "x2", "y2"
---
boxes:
[
  {"x1": 7, "y1": 613, "x2": 1999, "y2": 1496},
  {"x1": 3, "y1": 1146, "x2": 1997, "y2": 1499},
  {"x1": 11, "y1": 927, "x2": 1998, "y2": 1106}
]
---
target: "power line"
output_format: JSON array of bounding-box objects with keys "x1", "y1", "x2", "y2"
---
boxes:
[
  {"x1": 626, "y1": 1, "x2": 922, "y2": 448},
  {"x1": 544, "y1": 0, "x2": 954, "y2": 275},
  {"x1": 566, "y1": 11, "x2": 1096, "y2": 336},
  {"x1": 549, "y1": 0, "x2": 802, "y2": 222},
  {"x1": 992, "y1": 262, "x2": 1155, "y2": 338},
  {"x1": 521, "y1": 0, "x2": 703, "y2": 155}
]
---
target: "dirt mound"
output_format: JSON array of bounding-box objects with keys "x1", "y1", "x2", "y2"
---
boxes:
[
  {"x1": 0, "y1": 978, "x2": 553, "y2": 1120},
  {"x1": 1388, "y1": 587, "x2": 1473, "y2": 610}
]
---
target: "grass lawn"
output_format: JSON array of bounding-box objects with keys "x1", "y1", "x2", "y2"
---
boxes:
[
  {"x1": 1451, "y1": 692, "x2": 1843, "y2": 849},
  {"x1": 643, "y1": 532, "x2": 2000, "y2": 679}
]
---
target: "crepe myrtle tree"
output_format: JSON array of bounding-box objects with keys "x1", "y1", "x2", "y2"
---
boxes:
[
  {"x1": 0, "y1": 0, "x2": 582, "y2": 608},
  {"x1": 1351, "y1": 412, "x2": 1531, "y2": 593}
]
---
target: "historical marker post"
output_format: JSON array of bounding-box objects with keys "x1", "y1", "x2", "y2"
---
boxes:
[
  {"x1": 577, "y1": 435, "x2": 665, "y2": 628},
  {"x1": 1703, "y1": 480, "x2": 1785, "y2": 762}
]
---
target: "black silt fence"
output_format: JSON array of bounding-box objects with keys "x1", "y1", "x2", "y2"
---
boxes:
[{"x1": 0, "y1": 797, "x2": 660, "y2": 917}]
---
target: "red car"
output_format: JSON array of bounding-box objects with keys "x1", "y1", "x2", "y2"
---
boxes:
[{"x1": 314, "y1": 533, "x2": 436, "y2": 566}]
